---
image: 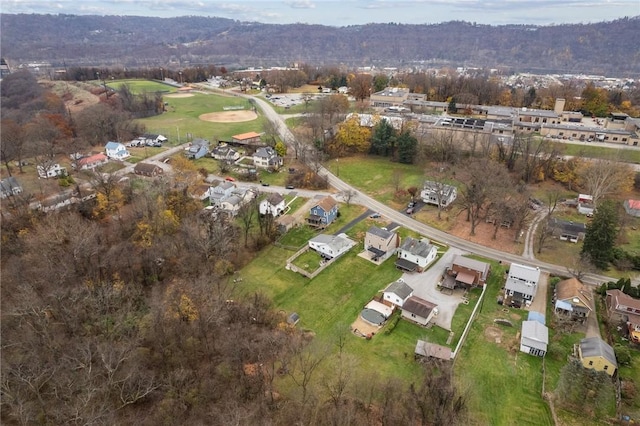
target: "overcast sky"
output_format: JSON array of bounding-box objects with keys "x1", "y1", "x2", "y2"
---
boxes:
[{"x1": 2, "y1": 0, "x2": 639, "y2": 26}]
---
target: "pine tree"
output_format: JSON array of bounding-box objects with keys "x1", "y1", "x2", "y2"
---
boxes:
[{"x1": 581, "y1": 200, "x2": 619, "y2": 269}]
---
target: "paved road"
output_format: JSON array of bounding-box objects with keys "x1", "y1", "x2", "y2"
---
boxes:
[
  {"x1": 244, "y1": 93, "x2": 618, "y2": 287},
  {"x1": 400, "y1": 247, "x2": 466, "y2": 330}
]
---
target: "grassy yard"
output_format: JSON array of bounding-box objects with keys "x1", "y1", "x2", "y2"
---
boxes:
[
  {"x1": 291, "y1": 249, "x2": 323, "y2": 273},
  {"x1": 135, "y1": 92, "x2": 268, "y2": 143},
  {"x1": 551, "y1": 141, "x2": 640, "y2": 164},
  {"x1": 107, "y1": 78, "x2": 176, "y2": 95}
]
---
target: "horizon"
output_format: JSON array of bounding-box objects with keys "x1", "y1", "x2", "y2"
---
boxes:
[{"x1": 2, "y1": 1, "x2": 639, "y2": 27}]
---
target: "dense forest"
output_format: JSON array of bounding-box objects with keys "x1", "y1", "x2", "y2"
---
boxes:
[{"x1": 1, "y1": 14, "x2": 639, "y2": 76}]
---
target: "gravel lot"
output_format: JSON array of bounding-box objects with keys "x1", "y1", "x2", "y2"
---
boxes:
[{"x1": 399, "y1": 247, "x2": 466, "y2": 330}]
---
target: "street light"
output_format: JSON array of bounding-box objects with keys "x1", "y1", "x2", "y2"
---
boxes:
[
  {"x1": 179, "y1": 71, "x2": 183, "y2": 84},
  {"x1": 160, "y1": 67, "x2": 164, "y2": 81},
  {"x1": 336, "y1": 158, "x2": 339, "y2": 177}
]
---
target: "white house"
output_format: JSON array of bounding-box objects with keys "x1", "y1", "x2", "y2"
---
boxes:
[
  {"x1": 577, "y1": 193, "x2": 595, "y2": 215},
  {"x1": 364, "y1": 226, "x2": 399, "y2": 263},
  {"x1": 395, "y1": 237, "x2": 438, "y2": 273},
  {"x1": 220, "y1": 195, "x2": 243, "y2": 216},
  {"x1": 505, "y1": 263, "x2": 541, "y2": 304},
  {"x1": 209, "y1": 181, "x2": 236, "y2": 206},
  {"x1": 104, "y1": 141, "x2": 130, "y2": 160},
  {"x1": 212, "y1": 145, "x2": 241, "y2": 162},
  {"x1": 520, "y1": 320, "x2": 549, "y2": 357},
  {"x1": 259, "y1": 193, "x2": 286, "y2": 216},
  {"x1": 382, "y1": 279, "x2": 414, "y2": 307},
  {"x1": 253, "y1": 147, "x2": 283, "y2": 170},
  {"x1": 308, "y1": 233, "x2": 355, "y2": 260},
  {"x1": 37, "y1": 163, "x2": 66, "y2": 179},
  {"x1": 421, "y1": 181, "x2": 457, "y2": 207}
]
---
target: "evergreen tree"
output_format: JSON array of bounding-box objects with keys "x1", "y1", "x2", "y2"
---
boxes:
[
  {"x1": 396, "y1": 131, "x2": 418, "y2": 164},
  {"x1": 370, "y1": 118, "x2": 397, "y2": 157},
  {"x1": 581, "y1": 200, "x2": 619, "y2": 269},
  {"x1": 448, "y1": 97, "x2": 457, "y2": 114}
]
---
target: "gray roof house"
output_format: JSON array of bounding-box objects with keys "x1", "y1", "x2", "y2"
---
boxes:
[
  {"x1": 578, "y1": 337, "x2": 618, "y2": 376},
  {"x1": 253, "y1": 146, "x2": 283, "y2": 169},
  {"x1": 0, "y1": 176, "x2": 23, "y2": 198},
  {"x1": 382, "y1": 279, "x2": 414, "y2": 307},
  {"x1": 395, "y1": 237, "x2": 438, "y2": 273},
  {"x1": 364, "y1": 226, "x2": 399, "y2": 263},
  {"x1": 421, "y1": 181, "x2": 457, "y2": 207},
  {"x1": 308, "y1": 233, "x2": 356, "y2": 260},
  {"x1": 505, "y1": 263, "x2": 541, "y2": 303},
  {"x1": 549, "y1": 217, "x2": 586, "y2": 243},
  {"x1": 401, "y1": 296, "x2": 438, "y2": 326},
  {"x1": 520, "y1": 320, "x2": 549, "y2": 357}
]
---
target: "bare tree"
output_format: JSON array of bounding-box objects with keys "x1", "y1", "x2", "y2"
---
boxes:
[
  {"x1": 237, "y1": 198, "x2": 258, "y2": 247},
  {"x1": 579, "y1": 158, "x2": 634, "y2": 205},
  {"x1": 342, "y1": 189, "x2": 357, "y2": 206}
]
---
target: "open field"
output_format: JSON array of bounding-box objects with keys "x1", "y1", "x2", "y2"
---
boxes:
[
  {"x1": 107, "y1": 78, "x2": 177, "y2": 94},
  {"x1": 135, "y1": 91, "x2": 266, "y2": 142},
  {"x1": 551, "y1": 140, "x2": 640, "y2": 164}
]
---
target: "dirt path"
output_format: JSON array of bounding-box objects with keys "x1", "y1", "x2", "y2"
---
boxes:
[{"x1": 528, "y1": 272, "x2": 549, "y2": 316}]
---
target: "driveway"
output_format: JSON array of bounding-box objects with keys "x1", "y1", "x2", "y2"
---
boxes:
[
  {"x1": 526, "y1": 272, "x2": 549, "y2": 317},
  {"x1": 399, "y1": 247, "x2": 465, "y2": 330}
]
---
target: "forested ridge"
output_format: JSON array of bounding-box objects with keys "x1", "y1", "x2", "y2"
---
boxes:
[{"x1": 1, "y1": 14, "x2": 639, "y2": 76}]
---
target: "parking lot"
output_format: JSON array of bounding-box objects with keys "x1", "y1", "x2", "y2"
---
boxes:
[{"x1": 399, "y1": 247, "x2": 466, "y2": 330}]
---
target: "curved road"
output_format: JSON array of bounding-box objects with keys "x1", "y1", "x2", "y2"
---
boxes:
[{"x1": 244, "y1": 93, "x2": 617, "y2": 287}]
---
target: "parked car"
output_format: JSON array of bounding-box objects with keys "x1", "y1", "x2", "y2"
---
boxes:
[
  {"x1": 408, "y1": 201, "x2": 415, "y2": 208},
  {"x1": 261, "y1": 182, "x2": 270, "y2": 187},
  {"x1": 286, "y1": 185, "x2": 295, "y2": 189},
  {"x1": 369, "y1": 212, "x2": 381, "y2": 219},
  {"x1": 406, "y1": 207, "x2": 414, "y2": 215},
  {"x1": 224, "y1": 176, "x2": 236, "y2": 182}
]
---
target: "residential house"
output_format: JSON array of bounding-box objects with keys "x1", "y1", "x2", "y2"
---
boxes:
[
  {"x1": 401, "y1": 296, "x2": 438, "y2": 326},
  {"x1": 421, "y1": 181, "x2": 457, "y2": 207},
  {"x1": 209, "y1": 181, "x2": 236, "y2": 207},
  {"x1": 308, "y1": 233, "x2": 355, "y2": 260},
  {"x1": 253, "y1": 147, "x2": 283, "y2": 170},
  {"x1": 577, "y1": 193, "x2": 595, "y2": 216},
  {"x1": 307, "y1": 196, "x2": 339, "y2": 228},
  {"x1": 191, "y1": 184, "x2": 214, "y2": 201},
  {"x1": 37, "y1": 163, "x2": 66, "y2": 179},
  {"x1": 276, "y1": 215, "x2": 296, "y2": 234},
  {"x1": 504, "y1": 263, "x2": 541, "y2": 304},
  {"x1": 444, "y1": 255, "x2": 492, "y2": 289},
  {"x1": 259, "y1": 193, "x2": 286, "y2": 216},
  {"x1": 0, "y1": 177, "x2": 22, "y2": 198},
  {"x1": 414, "y1": 340, "x2": 452, "y2": 361},
  {"x1": 141, "y1": 133, "x2": 167, "y2": 145},
  {"x1": 75, "y1": 153, "x2": 108, "y2": 170},
  {"x1": 220, "y1": 195, "x2": 243, "y2": 216},
  {"x1": 185, "y1": 139, "x2": 210, "y2": 160},
  {"x1": 554, "y1": 277, "x2": 593, "y2": 319},
  {"x1": 624, "y1": 199, "x2": 640, "y2": 217},
  {"x1": 520, "y1": 320, "x2": 549, "y2": 357},
  {"x1": 134, "y1": 162, "x2": 163, "y2": 177},
  {"x1": 382, "y1": 279, "x2": 414, "y2": 308},
  {"x1": 549, "y1": 217, "x2": 586, "y2": 243},
  {"x1": 104, "y1": 141, "x2": 130, "y2": 160},
  {"x1": 211, "y1": 145, "x2": 241, "y2": 162},
  {"x1": 364, "y1": 226, "x2": 399, "y2": 262},
  {"x1": 395, "y1": 237, "x2": 438, "y2": 273},
  {"x1": 606, "y1": 289, "x2": 640, "y2": 343},
  {"x1": 232, "y1": 131, "x2": 262, "y2": 146},
  {"x1": 578, "y1": 337, "x2": 618, "y2": 377}
]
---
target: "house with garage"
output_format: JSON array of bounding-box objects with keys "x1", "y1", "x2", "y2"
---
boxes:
[
  {"x1": 382, "y1": 279, "x2": 414, "y2": 308},
  {"x1": 0, "y1": 177, "x2": 23, "y2": 199},
  {"x1": 606, "y1": 289, "x2": 640, "y2": 343},
  {"x1": 443, "y1": 255, "x2": 492, "y2": 289},
  {"x1": 37, "y1": 163, "x2": 66, "y2": 179},
  {"x1": 549, "y1": 217, "x2": 586, "y2": 243},
  {"x1": 624, "y1": 199, "x2": 640, "y2": 217},
  {"x1": 104, "y1": 141, "x2": 130, "y2": 160},
  {"x1": 253, "y1": 146, "x2": 283, "y2": 170},
  {"x1": 578, "y1": 337, "x2": 618, "y2": 377},
  {"x1": 308, "y1": 233, "x2": 355, "y2": 260},
  {"x1": 554, "y1": 277, "x2": 593, "y2": 319},
  {"x1": 421, "y1": 181, "x2": 457, "y2": 207},
  {"x1": 504, "y1": 263, "x2": 541, "y2": 305},
  {"x1": 259, "y1": 193, "x2": 286, "y2": 216},
  {"x1": 141, "y1": 133, "x2": 167, "y2": 146},
  {"x1": 307, "y1": 196, "x2": 339, "y2": 228},
  {"x1": 211, "y1": 144, "x2": 241, "y2": 162},
  {"x1": 209, "y1": 181, "x2": 236, "y2": 207},
  {"x1": 134, "y1": 162, "x2": 163, "y2": 177},
  {"x1": 395, "y1": 237, "x2": 438, "y2": 272},
  {"x1": 364, "y1": 226, "x2": 399, "y2": 263},
  {"x1": 185, "y1": 139, "x2": 210, "y2": 160},
  {"x1": 520, "y1": 319, "x2": 549, "y2": 357},
  {"x1": 401, "y1": 296, "x2": 438, "y2": 326},
  {"x1": 75, "y1": 153, "x2": 108, "y2": 170}
]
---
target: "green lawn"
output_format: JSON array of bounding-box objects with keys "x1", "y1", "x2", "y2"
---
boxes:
[
  {"x1": 107, "y1": 78, "x2": 177, "y2": 95},
  {"x1": 291, "y1": 249, "x2": 323, "y2": 273},
  {"x1": 277, "y1": 226, "x2": 317, "y2": 248},
  {"x1": 134, "y1": 92, "x2": 268, "y2": 143},
  {"x1": 551, "y1": 141, "x2": 640, "y2": 164}
]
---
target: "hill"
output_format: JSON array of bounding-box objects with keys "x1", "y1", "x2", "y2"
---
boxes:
[{"x1": 1, "y1": 14, "x2": 639, "y2": 76}]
